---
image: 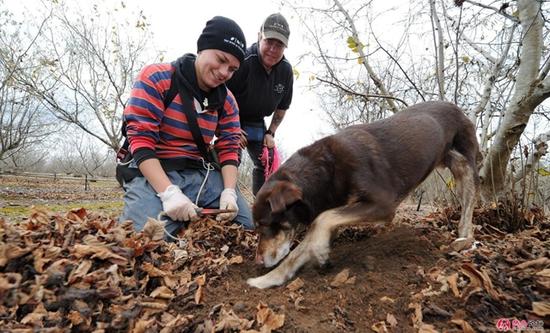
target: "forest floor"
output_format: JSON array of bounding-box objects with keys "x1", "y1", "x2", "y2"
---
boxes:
[{"x1": 0, "y1": 174, "x2": 548, "y2": 332}]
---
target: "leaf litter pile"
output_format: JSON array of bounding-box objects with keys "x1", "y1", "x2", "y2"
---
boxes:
[{"x1": 0, "y1": 204, "x2": 548, "y2": 332}]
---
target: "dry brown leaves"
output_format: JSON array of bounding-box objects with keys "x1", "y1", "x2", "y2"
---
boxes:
[
  {"x1": 415, "y1": 204, "x2": 549, "y2": 330},
  {"x1": 0, "y1": 207, "x2": 261, "y2": 332}
]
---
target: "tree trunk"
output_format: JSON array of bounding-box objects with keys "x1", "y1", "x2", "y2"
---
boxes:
[{"x1": 479, "y1": 0, "x2": 543, "y2": 199}]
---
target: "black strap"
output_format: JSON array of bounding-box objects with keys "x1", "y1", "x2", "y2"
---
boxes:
[
  {"x1": 162, "y1": 77, "x2": 179, "y2": 111},
  {"x1": 172, "y1": 74, "x2": 214, "y2": 164}
]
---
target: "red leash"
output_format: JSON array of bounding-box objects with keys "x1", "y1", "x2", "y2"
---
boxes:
[{"x1": 260, "y1": 145, "x2": 281, "y2": 179}]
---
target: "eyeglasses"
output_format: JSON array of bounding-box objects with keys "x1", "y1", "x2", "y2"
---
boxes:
[{"x1": 262, "y1": 38, "x2": 285, "y2": 52}]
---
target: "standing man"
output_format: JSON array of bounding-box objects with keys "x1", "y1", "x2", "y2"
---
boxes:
[{"x1": 227, "y1": 13, "x2": 294, "y2": 195}]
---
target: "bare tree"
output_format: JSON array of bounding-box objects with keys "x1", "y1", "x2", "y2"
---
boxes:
[
  {"x1": 0, "y1": 87, "x2": 53, "y2": 165},
  {"x1": 286, "y1": 0, "x2": 550, "y2": 201},
  {"x1": 0, "y1": 3, "x2": 55, "y2": 168},
  {"x1": 477, "y1": 0, "x2": 550, "y2": 198},
  {"x1": 15, "y1": 0, "x2": 156, "y2": 152},
  {"x1": 283, "y1": 0, "x2": 407, "y2": 129}
]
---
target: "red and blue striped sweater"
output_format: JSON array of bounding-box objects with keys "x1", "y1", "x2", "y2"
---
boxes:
[{"x1": 124, "y1": 62, "x2": 241, "y2": 167}]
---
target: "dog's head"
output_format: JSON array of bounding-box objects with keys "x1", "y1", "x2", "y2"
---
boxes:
[{"x1": 252, "y1": 180, "x2": 310, "y2": 267}]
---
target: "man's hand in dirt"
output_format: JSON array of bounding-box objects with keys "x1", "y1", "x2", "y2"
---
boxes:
[
  {"x1": 158, "y1": 185, "x2": 199, "y2": 222},
  {"x1": 217, "y1": 188, "x2": 238, "y2": 222}
]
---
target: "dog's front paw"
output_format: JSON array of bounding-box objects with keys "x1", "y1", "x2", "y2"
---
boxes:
[
  {"x1": 247, "y1": 273, "x2": 285, "y2": 289},
  {"x1": 311, "y1": 241, "x2": 330, "y2": 266}
]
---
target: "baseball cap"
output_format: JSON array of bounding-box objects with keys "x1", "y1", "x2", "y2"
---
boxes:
[{"x1": 260, "y1": 13, "x2": 290, "y2": 47}]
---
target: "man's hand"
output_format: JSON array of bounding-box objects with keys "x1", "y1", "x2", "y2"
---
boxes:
[
  {"x1": 217, "y1": 188, "x2": 239, "y2": 222},
  {"x1": 239, "y1": 129, "x2": 248, "y2": 149},
  {"x1": 263, "y1": 132, "x2": 275, "y2": 148},
  {"x1": 157, "y1": 185, "x2": 199, "y2": 222}
]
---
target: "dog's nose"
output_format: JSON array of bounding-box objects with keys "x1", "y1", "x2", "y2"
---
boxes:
[{"x1": 255, "y1": 253, "x2": 264, "y2": 265}]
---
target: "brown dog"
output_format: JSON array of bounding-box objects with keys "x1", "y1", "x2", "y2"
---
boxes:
[{"x1": 247, "y1": 101, "x2": 479, "y2": 289}]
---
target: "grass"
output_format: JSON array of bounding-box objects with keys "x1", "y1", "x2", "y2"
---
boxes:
[{"x1": 0, "y1": 174, "x2": 124, "y2": 221}]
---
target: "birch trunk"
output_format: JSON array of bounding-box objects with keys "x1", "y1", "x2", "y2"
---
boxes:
[{"x1": 479, "y1": 0, "x2": 544, "y2": 199}]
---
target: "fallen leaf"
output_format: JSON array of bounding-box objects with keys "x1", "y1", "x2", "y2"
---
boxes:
[
  {"x1": 386, "y1": 313, "x2": 398, "y2": 327},
  {"x1": 67, "y1": 310, "x2": 86, "y2": 325},
  {"x1": 418, "y1": 324, "x2": 439, "y2": 333},
  {"x1": 460, "y1": 263, "x2": 501, "y2": 300},
  {"x1": 141, "y1": 262, "x2": 167, "y2": 277},
  {"x1": 213, "y1": 308, "x2": 254, "y2": 331},
  {"x1": 196, "y1": 274, "x2": 207, "y2": 286},
  {"x1": 0, "y1": 273, "x2": 22, "y2": 291},
  {"x1": 380, "y1": 296, "x2": 395, "y2": 303},
  {"x1": 228, "y1": 255, "x2": 243, "y2": 265},
  {"x1": 371, "y1": 321, "x2": 389, "y2": 332},
  {"x1": 532, "y1": 301, "x2": 550, "y2": 316},
  {"x1": 330, "y1": 268, "x2": 351, "y2": 287},
  {"x1": 451, "y1": 318, "x2": 474, "y2": 333},
  {"x1": 0, "y1": 243, "x2": 31, "y2": 267},
  {"x1": 142, "y1": 218, "x2": 165, "y2": 241},
  {"x1": 72, "y1": 244, "x2": 128, "y2": 265},
  {"x1": 447, "y1": 273, "x2": 460, "y2": 297},
  {"x1": 133, "y1": 318, "x2": 157, "y2": 333},
  {"x1": 141, "y1": 301, "x2": 168, "y2": 310},
  {"x1": 286, "y1": 277, "x2": 304, "y2": 291},
  {"x1": 67, "y1": 207, "x2": 88, "y2": 220},
  {"x1": 535, "y1": 268, "x2": 550, "y2": 290},
  {"x1": 150, "y1": 286, "x2": 174, "y2": 299},
  {"x1": 409, "y1": 303, "x2": 423, "y2": 327},
  {"x1": 256, "y1": 302, "x2": 285, "y2": 332},
  {"x1": 68, "y1": 259, "x2": 93, "y2": 284},
  {"x1": 345, "y1": 276, "x2": 357, "y2": 285},
  {"x1": 20, "y1": 303, "x2": 47, "y2": 324},
  {"x1": 195, "y1": 285, "x2": 203, "y2": 304},
  {"x1": 512, "y1": 257, "x2": 550, "y2": 270}
]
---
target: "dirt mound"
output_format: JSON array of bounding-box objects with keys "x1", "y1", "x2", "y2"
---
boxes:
[{"x1": 0, "y1": 205, "x2": 548, "y2": 332}]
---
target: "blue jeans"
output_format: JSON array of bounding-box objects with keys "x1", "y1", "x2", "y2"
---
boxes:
[
  {"x1": 242, "y1": 125, "x2": 266, "y2": 195},
  {"x1": 119, "y1": 168, "x2": 253, "y2": 240}
]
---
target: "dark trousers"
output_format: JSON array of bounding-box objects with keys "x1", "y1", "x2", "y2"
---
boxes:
[{"x1": 245, "y1": 139, "x2": 265, "y2": 195}]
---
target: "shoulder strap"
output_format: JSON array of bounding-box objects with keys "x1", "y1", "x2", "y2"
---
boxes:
[
  {"x1": 172, "y1": 74, "x2": 215, "y2": 164},
  {"x1": 162, "y1": 73, "x2": 179, "y2": 109}
]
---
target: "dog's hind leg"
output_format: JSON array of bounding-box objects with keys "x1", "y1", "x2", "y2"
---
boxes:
[
  {"x1": 446, "y1": 149, "x2": 477, "y2": 239},
  {"x1": 247, "y1": 202, "x2": 395, "y2": 289}
]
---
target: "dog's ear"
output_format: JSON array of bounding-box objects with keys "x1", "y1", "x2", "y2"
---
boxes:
[{"x1": 267, "y1": 181, "x2": 302, "y2": 214}]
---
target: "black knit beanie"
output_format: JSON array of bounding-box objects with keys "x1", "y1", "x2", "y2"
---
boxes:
[{"x1": 197, "y1": 16, "x2": 246, "y2": 64}]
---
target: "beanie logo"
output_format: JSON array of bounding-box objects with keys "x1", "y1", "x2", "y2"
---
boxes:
[{"x1": 226, "y1": 36, "x2": 245, "y2": 53}]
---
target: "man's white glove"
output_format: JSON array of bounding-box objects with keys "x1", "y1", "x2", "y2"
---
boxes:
[
  {"x1": 157, "y1": 185, "x2": 199, "y2": 222},
  {"x1": 217, "y1": 188, "x2": 239, "y2": 222}
]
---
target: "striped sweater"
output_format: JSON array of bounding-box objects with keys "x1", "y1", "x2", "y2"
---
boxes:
[{"x1": 124, "y1": 63, "x2": 241, "y2": 167}]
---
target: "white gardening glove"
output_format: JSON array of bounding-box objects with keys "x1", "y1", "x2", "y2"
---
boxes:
[
  {"x1": 217, "y1": 188, "x2": 239, "y2": 222},
  {"x1": 157, "y1": 185, "x2": 199, "y2": 222}
]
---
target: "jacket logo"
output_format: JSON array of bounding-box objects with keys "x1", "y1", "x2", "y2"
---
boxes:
[{"x1": 274, "y1": 83, "x2": 285, "y2": 94}]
